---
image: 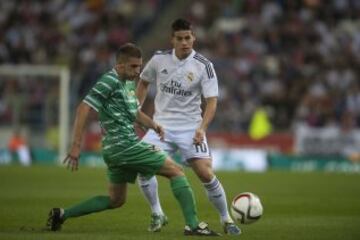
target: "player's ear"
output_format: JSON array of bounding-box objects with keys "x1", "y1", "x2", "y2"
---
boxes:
[
  {"x1": 115, "y1": 63, "x2": 125, "y2": 73},
  {"x1": 192, "y1": 32, "x2": 196, "y2": 41}
]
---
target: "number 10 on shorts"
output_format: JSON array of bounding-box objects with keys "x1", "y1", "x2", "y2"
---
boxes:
[{"x1": 194, "y1": 142, "x2": 208, "y2": 153}]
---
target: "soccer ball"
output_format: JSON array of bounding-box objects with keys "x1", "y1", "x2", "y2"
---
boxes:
[{"x1": 231, "y1": 192, "x2": 263, "y2": 224}]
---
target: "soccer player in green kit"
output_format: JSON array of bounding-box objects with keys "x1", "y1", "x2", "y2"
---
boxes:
[{"x1": 46, "y1": 43, "x2": 219, "y2": 236}]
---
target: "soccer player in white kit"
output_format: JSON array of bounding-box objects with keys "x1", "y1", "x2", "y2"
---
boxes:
[{"x1": 136, "y1": 18, "x2": 241, "y2": 235}]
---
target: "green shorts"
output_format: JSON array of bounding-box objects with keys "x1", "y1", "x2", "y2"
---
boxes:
[{"x1": 103, "y1": 141, "x2": 167, "y2": 184}]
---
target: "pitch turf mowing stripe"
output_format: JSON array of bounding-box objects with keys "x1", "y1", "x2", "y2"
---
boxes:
[{"x1": 0, "y1": 166, "x2": 360, "y2": 240}]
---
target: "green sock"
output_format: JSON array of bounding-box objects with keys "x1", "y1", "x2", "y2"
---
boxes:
[
  {"x1": 170, "y1": 176, "x2": 199, "y2": 229},
  {"x1": 63, "y1": 196, "x2": 112, "y2": 219}
]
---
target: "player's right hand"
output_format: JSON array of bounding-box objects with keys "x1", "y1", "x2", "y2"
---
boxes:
[{"x1": 63, "y1": 146, "x2": 80, "y2": 171}]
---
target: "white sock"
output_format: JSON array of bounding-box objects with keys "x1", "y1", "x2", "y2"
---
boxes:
[
  {"x1": 203, "y1": 176, "x2": 233, "y2": 223},
  {"x1": 138, "y1": 175, "x2": 164, "y2": 215}
]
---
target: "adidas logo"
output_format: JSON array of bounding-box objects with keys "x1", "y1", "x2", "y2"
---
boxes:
[{"x1": 161, "y1": 69, "x2": 168, "y2": 74}]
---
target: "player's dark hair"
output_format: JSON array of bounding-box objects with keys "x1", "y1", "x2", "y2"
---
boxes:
[
  {"x1": 116, "y1": 43, "x2": 142, "y2": 63},
  {"x1": 171, "y1": 18, "x2": 192, "y2": 35}
]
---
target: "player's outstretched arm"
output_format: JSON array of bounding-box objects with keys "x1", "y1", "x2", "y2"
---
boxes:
[
  {"x1": 63, "y1": 102, "x2": 93, "y2": 171},
  {"x1": 136, "y1": 110, "x2": 164, "y2": 140}
]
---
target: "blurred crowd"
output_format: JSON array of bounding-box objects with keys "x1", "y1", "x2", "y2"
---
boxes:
[
  {"x1": 0, "y1": 0, "x2": 166, "y2": 131},
  {"x1": 1, "y1": 0, "x2": 360, "y2": 144},
  {"x1": 186, "y1": 0, "x2": 360, "y2": 132}
]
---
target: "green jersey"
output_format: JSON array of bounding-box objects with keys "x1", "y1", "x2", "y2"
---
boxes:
[
  {"x1": 83, "y1": 69, "x2": 139, "y2": 151},
  {"x1": 83, "y1": 68, "x2": 167, "y2": 184}
]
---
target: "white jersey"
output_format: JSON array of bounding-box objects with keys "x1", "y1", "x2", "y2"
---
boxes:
[{"x1": 140, "y1": 49, "x2": 218, "y2": 130}]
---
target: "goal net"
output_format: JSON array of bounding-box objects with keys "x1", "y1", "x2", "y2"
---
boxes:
[{"x1": 0, "y1": 65, "x2": 70, "y2": 164}]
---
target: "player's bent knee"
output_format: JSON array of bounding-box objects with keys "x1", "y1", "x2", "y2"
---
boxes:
[
  {"x1": 172, "y1": 164, "x2": 184, "y2": 176},
  {"x1": 157, "y1": 158, "x2": 184, "y2": 178},
  {"x1": 198, "y1": 172, "x2": 214, "y2": 183},
  {"x1": 195, "y1": 166, "x2": 214, "y2": 182},
  {"x1": 110, "y1": 197, "x2": 126, "y2": 208},
  {"x1": 189, "y1": 158, "x2": 214, "y2": 182}
]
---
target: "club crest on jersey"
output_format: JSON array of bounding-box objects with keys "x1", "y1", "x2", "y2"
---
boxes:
[{"x1": 187, "y1": 72, "x2": 194, "y2": 82}]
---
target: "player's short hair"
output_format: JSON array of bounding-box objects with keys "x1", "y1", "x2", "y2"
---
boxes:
[
  {"x1": 116, "y1": 43, "x2": 142, "y2": 63},
  {"x1": 171, "y1": 18, "x2": 192, "y2": 35}
]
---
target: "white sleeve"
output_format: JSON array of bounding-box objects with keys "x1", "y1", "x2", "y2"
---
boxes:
[
  {"x1": 201, "y1": 63, "x2": 218, "y2": 98},
  {"x1": 140, "y1": 56, "x2": 157, "y2": 83}
]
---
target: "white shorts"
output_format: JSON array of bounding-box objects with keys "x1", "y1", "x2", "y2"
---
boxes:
[{"x1": 143, "y1": 129, "x2": 212, "y2": 165}]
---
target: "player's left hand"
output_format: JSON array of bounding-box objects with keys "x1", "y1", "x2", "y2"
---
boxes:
[
  {"x1": 193, "y1": 128, "x2": 205, "y2": 144},
  {"x1": 153, "y1": 123, "x2": 165, "y2": 141}
]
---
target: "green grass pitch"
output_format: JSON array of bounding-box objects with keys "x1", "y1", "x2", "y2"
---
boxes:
[{"x1": 0, "y1": 165, "x2": 360, "y2": 240}]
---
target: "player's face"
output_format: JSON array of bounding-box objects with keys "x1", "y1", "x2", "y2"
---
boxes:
[
  {"x1": 172, "y1": 30, "x2": 195, "y2": 59},
  {"x1": 119, "y1": 57, "x2": 142, "y2": 80}
]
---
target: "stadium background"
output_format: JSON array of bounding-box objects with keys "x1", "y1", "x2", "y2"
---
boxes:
[
  {"x1": 1, "y1": 0, "x2": 360, "y2": 171},
  {"x1": 0, "y1": 1, "x2": 360, "y2": 239}
]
